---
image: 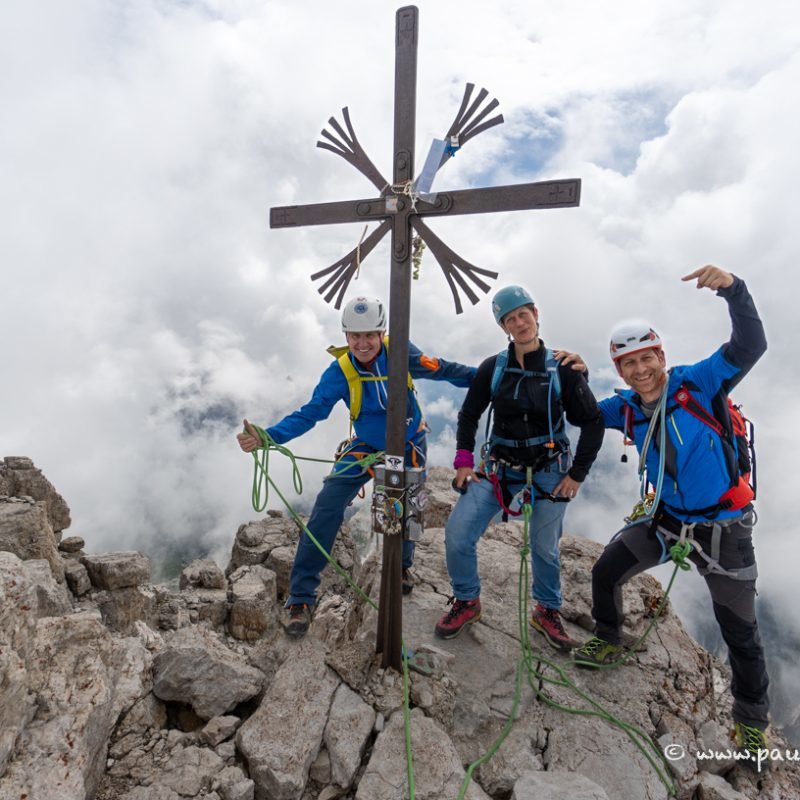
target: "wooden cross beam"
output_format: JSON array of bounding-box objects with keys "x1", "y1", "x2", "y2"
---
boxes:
[{"x1": 270, "y1": 5, "x2": 581, "y2": 670}]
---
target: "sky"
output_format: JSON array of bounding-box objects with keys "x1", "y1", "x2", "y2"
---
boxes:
[{"x1": 2, "y1": 0, "x2": 800, "y2": 668}]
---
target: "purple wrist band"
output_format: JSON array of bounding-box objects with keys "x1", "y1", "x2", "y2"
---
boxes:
[{"x1": 453, "y1": 449, "x2": 474, "y2": 470}]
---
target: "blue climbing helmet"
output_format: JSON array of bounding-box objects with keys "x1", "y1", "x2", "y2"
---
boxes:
[{"x1": 491, "y1": 285, "x2": 535, "y2": 325}]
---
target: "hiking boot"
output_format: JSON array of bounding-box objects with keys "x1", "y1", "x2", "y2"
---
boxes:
[
  {"x1": 733, "y1": 722, "x2": 769, "y2": 770},
  {"x1": 530, "y1": 603, "x2": 577, "y2": 652},
  {"x1": 402, "y1": 568, "x2": 414, "y2": 596},
  {"x1": 573, "y1": 636, "x2": 623, "y2": 668},
  {"x1": 434, "y1": 597, "x2": 482, "y2": 639},
  {"x1": 284, "y1": 603, "x2": 312, "y2": 639}
]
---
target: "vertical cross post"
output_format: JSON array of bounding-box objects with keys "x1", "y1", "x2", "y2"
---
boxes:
[
  {"x1": 269, "y1": 5, "x2": 581, "y2": 673},
  {"x1": 375, "y1": 6, "x2": 418, "y2": 668}
]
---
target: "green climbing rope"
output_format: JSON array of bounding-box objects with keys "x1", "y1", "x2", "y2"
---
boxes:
[
  {"x1": 456, "y1": 470, "x2": 680, "y2": 799},
  {"x1": 248, "y1": 423, "x2": 382, "y2": 512},
  {"x1": 244, "y1": 440, "x2": 685, "y2": 798},
  {"x1": 245, "y1": 428, "x2": 417, "y2": 796}
]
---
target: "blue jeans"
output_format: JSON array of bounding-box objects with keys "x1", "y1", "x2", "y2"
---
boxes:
[
  {"x1": 287, "y1": 438, "x2": 424, "y2": 606},
  {"x1": 444, "y1": 459, "x2": 570, "y2": 608}
]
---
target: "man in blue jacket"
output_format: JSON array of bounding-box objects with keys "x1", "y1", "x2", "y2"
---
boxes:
[
  {"x1": 237, "y1": 296, "x2": 475, "y2": 638},
  {"x1": 572, "y1": 265, "x2": 770, "y2": 761}
]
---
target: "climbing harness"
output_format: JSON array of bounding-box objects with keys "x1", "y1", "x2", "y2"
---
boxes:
[{"x1": 483, "y1": 458, "x2": 569, "y2": 523}]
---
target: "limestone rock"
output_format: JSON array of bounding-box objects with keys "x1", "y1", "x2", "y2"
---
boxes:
[
  {"x1": 64, "y1": 558, "x2": 92, "y2": 596},
  {"x1": 20, "y1": 558, "x2": 72, "y2": 616},
  {"x1": 324, "y1": 682, "x2": 376, "y2": 788},
  {"x1": 216, "y1": 764, "x2": 255, "y2": 800},
  {"x1": 237, "y1": 638, "x2": 340, "y2": 800},
  {"x1": 0, "y1": 497, "x2": 64, "y2": 581},
  {"x1": 94, "y1": 585, "x2": 157, "y2": 633},
  {"x1": 227, "y1": 564, "x2": 276, "y2": 640},
  {"x1": 200, "y1": 715, "x2": 242, "y2": 747},
  {"x1": 659, "y1": 731, "x2": 697, "y2": 783},
  {"x1": 474, "y1": 727, "x2": 543, "y2": 796},
  {"x1": 355, "y1": 708, "x2": 491, "y2": 800},
  {"x1": 157, "y1": 745, "x2": 225, "y2": 796},
  {"x1": 153, "y1": 626, "x2": 264, "y2": 720},
  {"x1": 227, "y1": 517, "x2": 296, "y2": 576},
  {"x1": 227, "y1": 514, "x2": 357, "y2": 601},
  {"x1": 114, "y1": 693, "x2": 168, "y2": 743},
  {"x1": 82, "y1": 551, "x2": 151, "y2": 590},
  {"x1": 4, "y1": 463, "x2": 800, "y2": 800},
  {"x1": 0, "y1": 610, "x2": 150, "y2": 800},
  {"x1": 156, "y1": 584, "x2": 228, "y2": 631},
  {"x1": 0, "y1": 456, "x2": 71, "y2": 533},
  {"x1": 309, "y1": 747, "x2": 331, "y2": 784},
  {"x1": 696, "y1": 772, "x2": 750, "y2": 799},
  {"x1": 422, "y1": 466, "x2": 458, "y2": 528},
  {"x1": 59, "y1": 535, "x2": 85, "y2": 553},
  {"x1": 512, "y1": 770, "x2": 610, "y2": 799},
  {"x1": 117, "y1": 786, "x2": 182, "y2": 800},
  {"x1": 696, "y1": 720, "x2": 738, "y2": 775},
  {"x1": 180, "y1": 558, "x2": 226, "y2": 590},
  {"x1": 0, "y1": 552, "x2": 38, "y2": 776}
]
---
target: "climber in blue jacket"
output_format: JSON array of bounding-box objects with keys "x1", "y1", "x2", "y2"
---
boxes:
[
  {"x1": 571, "y1": 265, "x2": 770, "y2": 764},
  {"x1": 238, "y1": 296, "x2": 474, "y2": 638}
]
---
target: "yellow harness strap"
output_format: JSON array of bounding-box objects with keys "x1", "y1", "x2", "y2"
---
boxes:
[{"x1": 328, "y1": 336, "x2": 415, "y2": 422}]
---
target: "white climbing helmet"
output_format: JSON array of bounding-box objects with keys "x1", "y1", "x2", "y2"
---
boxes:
[
  {"x1": 341, "y1": 296, "x2": 387, "y2": 333},
  {"x1": 609, "y1": 320, "x2": 663, "y2": 361}
]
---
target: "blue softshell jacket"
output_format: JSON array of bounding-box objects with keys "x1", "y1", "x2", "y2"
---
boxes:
[
  {"x1": 266, "y1": 341, "x2": 475, "y2": 451},
  {"x1": 599, "y1": 276, "x2": 766, "y2": 523}
]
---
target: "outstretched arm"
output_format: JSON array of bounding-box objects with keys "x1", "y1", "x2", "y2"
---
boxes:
[{"x1": 408, "y1": 341, "x2": 475, "y2": 387}]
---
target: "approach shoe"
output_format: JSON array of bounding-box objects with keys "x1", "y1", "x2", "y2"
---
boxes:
[
  {"x1": 733, "y1": 722, "x2": 769, "y2": 770},
  {"x1": 573, "y1": 636, "x2": 623, "y2": 668},
  {"x1": 530, "y1": 603, "x2": 578, "y2": 652},
  {"x1": 284, "y1": 603, "x2": 312, "y2": 639},
  {"x1": 434, "y1": 597, "x2": 481, "y2": 639},
  {"x1": 402, "y1": 568, "x2": 414, "y2": 596}
]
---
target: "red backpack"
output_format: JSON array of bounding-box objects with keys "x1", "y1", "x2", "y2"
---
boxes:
[{"x1": 674, "y1": 385, "x2": 756, "y2": 512}]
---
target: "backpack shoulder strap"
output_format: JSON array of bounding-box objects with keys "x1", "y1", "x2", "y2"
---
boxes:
[
  {"x1": 336, "y1": 352, "x2": 362, "y2": 422},
  {"x1": 674, "y1": 385, "x2": 724, "y2": 435},
  {"x1": 490, "y1": 349, "x2": 509, "y2": 398},
  {"x1": 544, "y1": 348, "x2": 562, "y2": 404},
  {"x1": 333, "y1": 337, "x2": 415, "y2": 423}
]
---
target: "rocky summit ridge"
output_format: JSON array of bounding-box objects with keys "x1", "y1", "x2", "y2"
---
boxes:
[{"x1": 1, "y1": 456, "x2": 798, "y2": 800}]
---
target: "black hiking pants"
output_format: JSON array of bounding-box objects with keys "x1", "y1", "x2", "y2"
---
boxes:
[{"x1": 591, "y1": 509, "x2": 769, "y2": 729}]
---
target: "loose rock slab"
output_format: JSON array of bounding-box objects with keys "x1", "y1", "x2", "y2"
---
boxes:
[
  {"x1": 153, "y1": 627, "x2": 264, "y2": 720},
  {"x1": 237, "y1": 638, "x2": 340, "y2": 800}
]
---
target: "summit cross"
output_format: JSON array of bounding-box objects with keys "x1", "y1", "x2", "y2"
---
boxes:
[{"x1": 270, "y1": 5, "x2": 581, "y2": 670}]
